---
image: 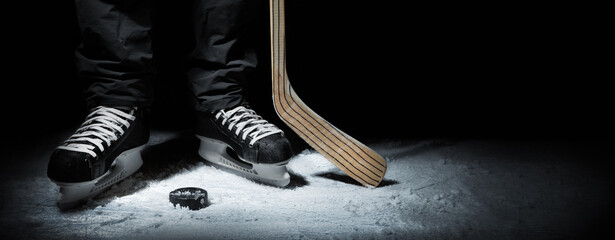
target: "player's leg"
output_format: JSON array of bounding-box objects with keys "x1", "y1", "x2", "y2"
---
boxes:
[
  {"x1": 188, "y1": 0, "x2": 292, "y2": 186},
  {"x1": 47, "y1": 0, "x2": 154, "y2": 209}
]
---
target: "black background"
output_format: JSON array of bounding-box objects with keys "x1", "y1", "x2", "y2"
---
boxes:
[
  {"x1": 5, "y1": 1, "x2": 612, "y2": 141},
  {"x1": 1, "y1": 2, "x2": 612, "y2": 238}
]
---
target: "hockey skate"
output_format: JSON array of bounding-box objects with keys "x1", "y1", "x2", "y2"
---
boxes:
[
  {"x1": 195, "y1": 105, "x2": 292, "y2": 187},
  {"x1": 47, "y1": 106, "x2": 149, "y2": 210}
]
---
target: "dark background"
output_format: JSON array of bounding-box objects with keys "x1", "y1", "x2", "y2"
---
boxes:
[
  {"x1": 5, "y1": 1, "x2": 611, "y2": 141},
  {"x1": 1, "y1": 2, "x2": 612, "y2": 238}
]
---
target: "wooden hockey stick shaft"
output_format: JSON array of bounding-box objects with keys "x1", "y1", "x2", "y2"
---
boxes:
[{"x1": 270, "y1": 0, "x2": 387, "y2": 187}]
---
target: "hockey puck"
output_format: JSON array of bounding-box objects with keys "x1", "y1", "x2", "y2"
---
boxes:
[{"x1": 169, "y1": 187, "x2": 209, "y2": 210}]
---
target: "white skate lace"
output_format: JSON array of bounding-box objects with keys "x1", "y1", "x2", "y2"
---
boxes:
[
  {"x1": 215, "y1": 106, "x2": 283, "y2": 147},
  {"x1": 57, "y1": 106, "x2": 136, "y2": 158}
]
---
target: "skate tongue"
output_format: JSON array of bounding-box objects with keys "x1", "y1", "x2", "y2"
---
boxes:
[
  {"x1": 221, "y1": 105, "x2": 249, "y2": 115},
  {"x1": 111, "y1": 106, "x2": 136, "y2": 114},
  {"x1": 89, "y1": 106, "x2": 135, "y2": 115}
]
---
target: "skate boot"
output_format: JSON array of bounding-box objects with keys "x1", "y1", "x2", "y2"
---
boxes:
[
  {"x1": 47, "y1": 106, "x2": 149, "y2": 210},
  {"x1": 195, "y1": 105, "x2": 293, "y2": 187}
]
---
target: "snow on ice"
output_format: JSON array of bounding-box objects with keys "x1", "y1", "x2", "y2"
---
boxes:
[{"x1": 1, "y1": 131, "x2": 612, "y2": 239}]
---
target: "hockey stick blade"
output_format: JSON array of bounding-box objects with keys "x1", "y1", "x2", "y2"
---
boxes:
[{"x1": 270, "y1": 0, "x2": 387, "y2": 187}]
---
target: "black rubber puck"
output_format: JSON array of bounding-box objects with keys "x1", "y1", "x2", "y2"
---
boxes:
[{"x1": 169, "y1": 187, "x2": 209, "y2": 210}]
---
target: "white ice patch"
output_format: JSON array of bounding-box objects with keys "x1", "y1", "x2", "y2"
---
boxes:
[
  {"x1": 286, "y1": 149, "x2": 337, "y2": 175},
  {"x1": 4, "y1": 134, "x2": 609, "y2": 240}
]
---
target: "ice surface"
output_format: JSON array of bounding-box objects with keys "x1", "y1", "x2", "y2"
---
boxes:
[{"x1": 1, "y1": 131, "x2": 612, "y2": 239}]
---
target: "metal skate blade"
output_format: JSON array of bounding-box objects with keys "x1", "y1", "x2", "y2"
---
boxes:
[
  {"x1": 55, "y1": 182, "x2": 94, "y2": 210},
  {"x1": 206, "y1": 160, "x2": 290, "y2": 187},
  {"x1": 197, "y1": 135, "x2": 290, "y2": 187},
  {"x1": 52, "y1": 145, "x2": 145, "y2": 210}
]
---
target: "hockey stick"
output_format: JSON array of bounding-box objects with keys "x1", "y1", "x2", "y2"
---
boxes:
[{"x1": 270, "y1": 0, "x2": 387, "y2": 187}]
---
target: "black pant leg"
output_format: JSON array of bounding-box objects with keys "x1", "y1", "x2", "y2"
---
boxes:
[
  {"x1": 75, "y1": 0, "x2": 155, "y2": 108},
  {"x1": 186, "y1": 0, "x2": 260, "y2": 113}
]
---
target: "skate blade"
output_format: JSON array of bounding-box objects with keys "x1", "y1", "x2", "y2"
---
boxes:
[
  {"x1": 196, "y1": 135, "x2": 290, "y2": 187},
  {"x1": 51, "y1": 145, "x2": 145, "y2": 210}
]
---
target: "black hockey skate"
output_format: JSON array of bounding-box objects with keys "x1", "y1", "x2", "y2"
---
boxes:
[
  {"x1": 195, "y1": 105, "x2": 292, "y2": 187},
  {"x1": 47, "y1": 106, "x2": 149, "y2": 210}
]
